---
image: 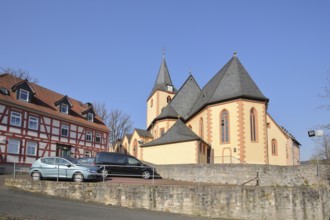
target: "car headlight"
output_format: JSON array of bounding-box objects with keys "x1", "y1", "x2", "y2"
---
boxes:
[{"x1": 88, "y1": 169, "x2": 98, "y2": 173}]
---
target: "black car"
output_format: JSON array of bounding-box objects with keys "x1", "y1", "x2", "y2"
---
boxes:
[{"x1": 94, "y1": 152, "x2": 158, "y2": 179}]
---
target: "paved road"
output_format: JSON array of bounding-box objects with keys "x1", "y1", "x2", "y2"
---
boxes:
[{"x1": 0, "y1": 175, "x2": 222, "y2": 220}]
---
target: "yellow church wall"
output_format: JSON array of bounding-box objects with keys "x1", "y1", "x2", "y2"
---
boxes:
[
  {"x1": 266, "y1": 114, "x2": 289, "y2": 165},
  {"x1": 142, "y1": 141, "x2": 199, "y2": 164},
  {"x1": 186, "y1": 99, "x2": 268, "y2": 165},
  {"x1": 146, "y1": 91, "x2": 175, "y2": 128},
  {"x1": 241, "y1": 100, "x2": 267, "y2": 164},
  {"x1": 121, "y1": 135, "x2": 130, "y2": 153}
]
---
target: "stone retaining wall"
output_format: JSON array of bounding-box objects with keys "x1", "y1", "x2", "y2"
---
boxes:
[
  {"x1": 5, "y1": 179, "x2": 330, "y2": 220},
  {"x1": 154, "y1": 164, "x2": 330, "y2": 187}
]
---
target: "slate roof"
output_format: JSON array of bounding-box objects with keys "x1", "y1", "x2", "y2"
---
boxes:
[
  {"x1": 148, "y1": 56, "x2": 176, "y2": 100},
  {"x1": 135, "y1": 128, "x2": 153, "y2": 139},
  {"x1": 170, "y1": 74, "x2": 201, "y2": 119},
  {"x1": 0, "y1": 73, "x2": 109, "y2": 132},
  {"x1": 154, "y1": 104, "x2": 178, "y2": 121},
  {"x1": 187, "y1": 55, "x2": 269, "y2": 118},
  {"x1": 141, "y1": 119, "x2": 201, "y2": 147}
]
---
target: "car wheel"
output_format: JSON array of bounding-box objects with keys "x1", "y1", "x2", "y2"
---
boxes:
[
  {"x1": 31, "y1": 171, "x2": 42, "y2": 181},
  {"x1": 141, "y1": 170, "x2": 151, "y2": 179},
  {"x1": 73, "y1": 173, "x2": 84, "y2": 182}
]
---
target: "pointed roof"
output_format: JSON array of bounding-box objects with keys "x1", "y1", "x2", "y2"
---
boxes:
[
  {"x1": 148, "y1": 56, "x2": 176, "y2": 100},
  {"x1": 135, "y1": 128, "x2": 153, "y2": 139},
  {"x1": 154, "y1": 104, "x2": 179, "y2": 121},
  {"x1": 188, "y1": 55, "x2": 268, "y2": 118},
  {"x1": 170, "y1": 74, "x2": 201, "y2": 119},
  {"x1": 141, "y1": 119, "x2": 201, "y2": 147}
]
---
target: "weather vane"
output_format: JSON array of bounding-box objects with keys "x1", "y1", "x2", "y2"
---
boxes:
[{"x1": 162, "y1": 47, "x2": 166, "y2": 56}]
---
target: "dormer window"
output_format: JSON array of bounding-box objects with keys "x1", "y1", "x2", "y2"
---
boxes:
[
  {"x1": 11, "y1": 80, "x2": 35, "y2": 103},
  {"x1": 19, "y1": 89, "x2": 29, "y2": 102},
  {"x1": 87, "y1": 113, "x2": 94, "y2": 122},
  {"x1": 81, "y1": 103, "x2": 97, "y2": 123},
  {"x1": 55, "y1": 95, "x2": 72, "y2": 115},
  {"x1": 60, "y1": 103, "x2": 69, "y2": 114}
]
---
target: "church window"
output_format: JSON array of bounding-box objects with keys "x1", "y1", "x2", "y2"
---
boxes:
[
  {"x1": 220, "y1": 110, "x2": 229, "y2": 143},
  {"x1": 167, "y1": 96, "x2": 171, "y2": 103},
  {"x1": 150, "y1": 99, "x2": 153, "y2": 107},
  {"x1": 199, "y1": 117, "x2": 204, "y2": 139},
  {"x1": 271, "y1": 139, "x2": 278, "y2": 156},
  {"x1": 250, "y1": 108, "x2": 258, "y2": 142},
  {"x1": 160, "y1": 128, "x2": 165, "y2": 137}
]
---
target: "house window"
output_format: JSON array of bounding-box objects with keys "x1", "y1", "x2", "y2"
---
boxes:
[
  {"x1": 220, "y1": 110, "x2": 229, "y2": 143},
  {"x1": 8, "y1": 139, "x2": 20, "y2": 154},
  {"x1": 28, "y1": 116, "x2": 39, "y2": 130},
  {"x1": 95, "y1": 133, "x2": 101, "y2": 143},
  {"x1": 10, "y1": 112, "x2": 22, "y2": 127},
  {"x1": 87, "y1": 113, "x2": 94, "y2": 122},
  {"x1": 61, "y1": 124, "x2": 69, "y2": 137},
  {"x1": 60, "y1": 103, "x2": 69, "y2": 114},
  {"x1": 19, "y1": 89, "x2": 29, "y2": 102},
  {"x1": 250, "y1": 108, "x2": 258, "y2": 142},
  {"x1": 160, "y1": 128, "x2": 165, "y2": 137},
  {"x1": 86, "y1": 131, "x2": 92, "y2": 142},
  {"x1": 271, "y1": 139, "x2": 278, "y2": 156},
  {"x1": 26, "y1": 141, "x2": 37, "y2": 156}
]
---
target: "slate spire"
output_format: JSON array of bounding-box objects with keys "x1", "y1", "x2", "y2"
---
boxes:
[
  {"x1": 188, "y1": 55, "x2": 269, "y2": 118},
  {"x1": 148, "y1": 56, "x2": 176, "y2": 100}
]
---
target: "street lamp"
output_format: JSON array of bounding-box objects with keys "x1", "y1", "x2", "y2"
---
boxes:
[{"x1": 307, "y1": 129, "x2": 324, "y2": 182}]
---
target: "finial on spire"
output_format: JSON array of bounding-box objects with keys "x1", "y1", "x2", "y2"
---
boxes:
[
  {"x1": 233, "y1": 51, "x2": 237, "y2": 57},
  {"x1": 162, "y1": 47, "x2": 166, "y2": 57}
]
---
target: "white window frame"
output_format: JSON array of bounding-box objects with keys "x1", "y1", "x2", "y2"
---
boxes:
[
  {"x1": 86, "y1": 131, "x2": 92, "y2": 142},
  {"x1": 19, "y1": 89, "x2": 29, "y2": 102},
  {"x1": 26, "y1": 141, "x2": 37, "y2": 156},
  {"x1": 87, "y1": 113, "x2": 94, "y2": 122},
  {"x1": 28, "y1": 116, "x2": 39, "y2": 130},
  {"x1": 8, "y1": 139, "x2": 20, "y2": 154},
  {"x1": 60, "y1": 103, "x2": 69, "y2": 114},
  {"x1": 10, "y1": 112, "x2": 22, "y2": 127},
  {"x1": 95, "y1": 133, "x2": 101, "y2": 143},
  {"x1": 61, "y1": 124, "x2": 69, "y2": 137}
]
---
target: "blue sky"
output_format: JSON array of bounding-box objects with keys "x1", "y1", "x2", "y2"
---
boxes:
[{"x1": 1, "y1": 1, "x2": 329, "y2": 161}]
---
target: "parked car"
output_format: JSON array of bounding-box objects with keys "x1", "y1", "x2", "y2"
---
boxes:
[
  {"x1": 29, "y1": 157, "x2": 102, "y2": 182},
  {"x1": 94, "y1": 152, "x2": 158, "y2": 179}
]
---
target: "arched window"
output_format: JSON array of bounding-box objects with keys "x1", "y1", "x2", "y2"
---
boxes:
[
  {"x1": 271, "y1": 139, "x2": 277, "y2": 156},
  {"x1": 188, "y1": 124, "x2": 192, "y2": 129},
  {"x1": 167, "y1": 96, "x2": 171, "y2": 103},
  {"x1": 250, "y1": 108, "x2": 258, "y2": 142},
  {"x1": 220, "y1": 110, "x2": 229, "y2": 143},
  {"x1": 199, "y1": 117, "x2": 204, "y2": 139},
  {"x1": 150, "y1": 99, "x2": 153, "y2": 107},
  {"x1": 133, "y1": 139, "x2": 138, "y2": 157}
]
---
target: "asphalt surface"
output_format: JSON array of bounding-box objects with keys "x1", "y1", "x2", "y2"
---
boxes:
[{"x1": 0, "y1": 174, "x2": 225, "y2": 220}]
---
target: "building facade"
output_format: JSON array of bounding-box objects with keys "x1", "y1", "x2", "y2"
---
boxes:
[
  {"x1": 0, "y1": 74, "x2": 109, "y2": 165},
  {"x1": 124, "y1": 54, "x2": 300, "y2": 165}
]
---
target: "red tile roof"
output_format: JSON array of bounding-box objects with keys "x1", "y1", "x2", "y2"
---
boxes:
[{"x1": 0, "y1": 73, "x2": 109, "y2": 132}]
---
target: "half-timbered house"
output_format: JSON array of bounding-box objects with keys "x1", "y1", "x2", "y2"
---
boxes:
[{"x1": 0, "y1": 73, "x2": 109, "y2": 165}]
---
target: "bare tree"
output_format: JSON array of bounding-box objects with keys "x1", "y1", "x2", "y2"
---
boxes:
[
  {"x1": 93, "y1": 102, "x2": 133, "y2": 148},
  {"x1": 0, "y1": 67, "x2": 38, "y2": 83}
]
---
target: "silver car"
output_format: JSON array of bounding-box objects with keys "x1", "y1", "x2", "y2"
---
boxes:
[{"x1": 29, "y1": 157, "x2": 102, "y2": 182}]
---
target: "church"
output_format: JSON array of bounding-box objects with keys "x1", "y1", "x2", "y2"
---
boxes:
[{"x1": 121, "y1": 54, "x2": 300, "y2": 166}]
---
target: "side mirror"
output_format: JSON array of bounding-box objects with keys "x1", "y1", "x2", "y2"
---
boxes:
[{"x1": 65, "y1": 163, "x2": 72, "y2": 168}]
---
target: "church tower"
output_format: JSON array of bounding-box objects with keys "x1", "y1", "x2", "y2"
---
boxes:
[{"x1": 146, "y1": 55, "x2": 176, "y2": 128}]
